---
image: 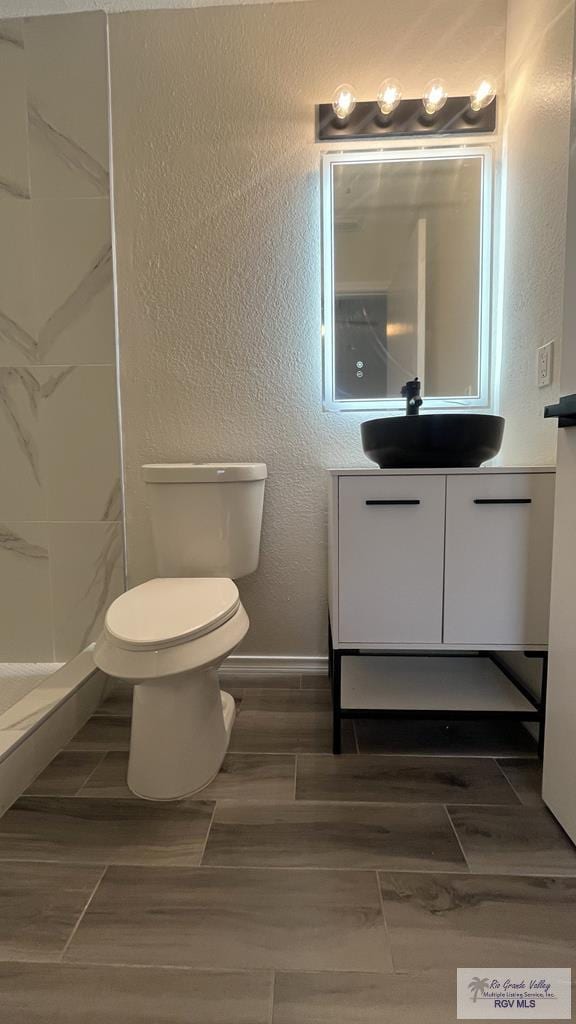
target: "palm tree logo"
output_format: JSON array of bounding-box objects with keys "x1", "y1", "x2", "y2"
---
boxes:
[{"x1": 468, "y1": 977, "x2": 490, "y2": 1003}]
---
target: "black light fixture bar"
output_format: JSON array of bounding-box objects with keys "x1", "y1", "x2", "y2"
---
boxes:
[{"x1": 316, "y1": 96, "x2": 496, "y2": 142}]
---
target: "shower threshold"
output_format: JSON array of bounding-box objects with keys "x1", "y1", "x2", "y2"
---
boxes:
[{"x1": 0, "y1": 647, "x2": 107, "y2": 815}]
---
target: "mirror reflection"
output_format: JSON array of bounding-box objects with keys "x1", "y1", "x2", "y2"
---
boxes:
[{"x1": 328, "y1": 151, "x2": 489, "y2": 407}]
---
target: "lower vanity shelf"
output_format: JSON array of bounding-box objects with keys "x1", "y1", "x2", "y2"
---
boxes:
[{"x1": 330, "y1": 650, "x2": 547, "y2": 757}]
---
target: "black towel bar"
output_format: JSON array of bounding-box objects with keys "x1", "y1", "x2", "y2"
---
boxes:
[{"x1": 544, "y1": 393, "x2": 576, "y2": 427}]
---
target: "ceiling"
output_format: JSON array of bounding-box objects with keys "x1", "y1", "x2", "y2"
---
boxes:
[{"x1": 0, "y1": 0, "x2": 309, "y2": 16}]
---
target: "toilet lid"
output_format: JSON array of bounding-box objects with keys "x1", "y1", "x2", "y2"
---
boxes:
[{"x1": 104, "y1": 578, "x2": 241, "y2": 651}]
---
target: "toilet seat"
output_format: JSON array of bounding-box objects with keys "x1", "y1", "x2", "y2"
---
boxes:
[{"x1": 104, "y1": 577, "x2": 241, "y2": 651}]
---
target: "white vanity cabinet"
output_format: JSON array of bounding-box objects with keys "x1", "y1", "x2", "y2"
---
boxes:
[
  {"x1": 443, "y1": 473, "x2": 555, "y2": 647},
  {"x1": 337, "y1": 475, "x2": 445, "y2": 645},
  {"x1": 329, "y1": 468, "x2": 556, "y2": 651}
]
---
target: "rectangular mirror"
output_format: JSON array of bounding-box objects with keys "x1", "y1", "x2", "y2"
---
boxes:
[{"x1": 322, "y1": 146, "x2": 493, "y2": 412}]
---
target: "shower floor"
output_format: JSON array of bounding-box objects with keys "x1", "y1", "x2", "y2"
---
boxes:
[{"x1": 0, "y1": 663, "x2": 64, "y2": 717}]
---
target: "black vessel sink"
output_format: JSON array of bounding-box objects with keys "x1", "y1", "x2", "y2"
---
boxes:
[{"x1": 361, "y1": 413, "x2": 505, "y2": 469}]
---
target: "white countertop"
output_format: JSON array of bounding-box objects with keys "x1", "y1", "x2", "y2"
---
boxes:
[{"x1": 327, "y1": 466, "x2": 556, "y2": 475}]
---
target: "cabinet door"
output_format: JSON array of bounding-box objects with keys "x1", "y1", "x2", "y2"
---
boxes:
[
  {"x1": 338, "y1": 475, "x2": 446, "y2": 644},
  {"x1": 444, "y1": 473, "x2": 555, "y2": 646}
]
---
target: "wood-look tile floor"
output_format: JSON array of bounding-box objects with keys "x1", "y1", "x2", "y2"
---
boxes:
[{"x1": 1, "y1": 673, "x2": 575, "y2": 1024}]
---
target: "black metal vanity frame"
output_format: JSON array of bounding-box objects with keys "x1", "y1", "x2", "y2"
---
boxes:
[{"x1": 328, "y1": 620, "x2": 548, "y2": 759}]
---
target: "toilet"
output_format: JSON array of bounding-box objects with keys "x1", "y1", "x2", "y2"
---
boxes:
[{"x1": 94, "y1": 462, "x2": 267, "y2": 801}]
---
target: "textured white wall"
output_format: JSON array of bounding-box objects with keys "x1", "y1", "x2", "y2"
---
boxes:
[
  {"x1": 498, "y1": 0, "x2": 574, "y2": 466},
  {"x1": 108, "y1": 0, "x2": 507, "y2": 656}
]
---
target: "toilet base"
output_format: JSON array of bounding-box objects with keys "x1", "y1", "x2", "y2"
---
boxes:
[{"x1": 127, "y1": 669, "x2": 236, "y2": 801}]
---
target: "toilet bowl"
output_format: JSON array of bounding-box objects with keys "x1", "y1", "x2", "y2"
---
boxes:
[
  {"x1": 95, "y1": 577, "x2": 249, "y2": 800},
  {"x1": 94, "y1": 461, "x2": 266, "y2": 801}
]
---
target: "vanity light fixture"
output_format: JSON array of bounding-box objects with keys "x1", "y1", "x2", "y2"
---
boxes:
[
  {"x1": 331, "y1": 83, "x2": 357, "y2": 124},
  {"x1": 317, "y1": 77, "x2": 497, "y2": 141},
  {"x1": 421, "y1": 78, "x2": 448, "y2": 117}
]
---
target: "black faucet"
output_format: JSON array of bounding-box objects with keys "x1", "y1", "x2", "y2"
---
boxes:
[{"x1": 401, "y1": 377, "x2": 423, "y2": 416}]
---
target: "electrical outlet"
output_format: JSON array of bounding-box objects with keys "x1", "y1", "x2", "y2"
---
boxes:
[{"x1": 537, "y1": 341, "x2": 554, "y2": 388}]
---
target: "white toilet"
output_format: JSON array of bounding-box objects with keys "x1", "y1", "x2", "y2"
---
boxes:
[{"x1": 94, "y1": 462, "x2": 267, "y2": 801}]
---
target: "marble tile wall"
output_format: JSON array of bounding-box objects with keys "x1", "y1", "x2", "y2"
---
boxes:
[{"x1": 0, "y1": 12, "x2": 124, "y2": 661}]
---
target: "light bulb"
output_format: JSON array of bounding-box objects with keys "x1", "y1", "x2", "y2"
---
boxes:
[
  {"x1": 470, "y1": 77, "x2": 496, "y2": 112},
  {"x1": 376, "y1": 77, "x2": 402, "y2": 117},
  {"x1": 331, "y1": 83, "x2": 357, "y2": 121},
  {"x1": 422, "y1": 78, "x2": 448, "y2": 116}
]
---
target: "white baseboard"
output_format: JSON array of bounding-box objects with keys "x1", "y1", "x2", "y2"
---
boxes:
[{"x1": 220, "y1": 655, "x2": 328, "y2": 676}]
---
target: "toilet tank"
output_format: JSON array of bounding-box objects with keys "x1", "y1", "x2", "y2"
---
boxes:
[{"x1": 142, "y1": 463, "x2": 267, "y2": 579}]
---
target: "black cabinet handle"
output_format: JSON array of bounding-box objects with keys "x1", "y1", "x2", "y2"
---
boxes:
[
  {"x1": 365, "y1": 499, "x2": 421, "y2": 506},
  {"x1": 473, "y1": 498, "x2": 532, "y2": 505}
]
